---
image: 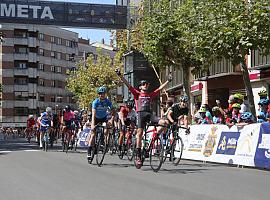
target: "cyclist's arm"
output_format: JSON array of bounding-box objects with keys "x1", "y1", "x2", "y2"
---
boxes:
[
  {"x1": 117, "y1": 73, "x2": 132, "y2": 88},
  {"x1": 167, "y1": 110, "x2": 175, "y2": 124},
  {"x1": 91, "y1": 108, "x2": 96, "y2": 129},
  {"x1": 158, "y1": 80, "x2": 170, "y2": 91}
]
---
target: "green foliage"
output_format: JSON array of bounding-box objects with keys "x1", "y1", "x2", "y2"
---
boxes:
[{"x1": 66, "y1": 49, "x2": 120, "y2": 108}]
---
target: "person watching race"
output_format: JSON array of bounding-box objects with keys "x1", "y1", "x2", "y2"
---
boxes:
[
  {"x1": 87, "y1": 86, "x2": 114, "y2": 162},
  {"x1": 115, "y1": 68, "x2": 172, "y2": 169},
  {"x1": 38, "y1": 107, "x2": 53, "y2": 148},
  {"x1": 257, "y1": 99, "x2": 270, "y2": 123}
]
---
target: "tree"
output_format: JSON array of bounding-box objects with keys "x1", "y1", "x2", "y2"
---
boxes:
[
  {"x1": 66, "y1": 50, "x2": 120, "y2": 108},
  {"x1": 193, "y1": 0, "x2": 270, "y2": 118},
  {"x1": 139, "y1": 0, "x2": 209, "y2": 107}
]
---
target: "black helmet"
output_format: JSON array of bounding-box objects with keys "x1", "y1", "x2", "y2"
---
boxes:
[
  {"x1": 65, "y1": 105, "x2": 71, "y2": 111},
  {"x1": 139, "y1": 80, "x2": 149, "y2": 86},
  {"x1": 126, "y1": 102, "x2": 133, "y2": 108}
]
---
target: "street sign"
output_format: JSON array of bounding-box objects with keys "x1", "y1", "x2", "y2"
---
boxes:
[{"x1": 0, "y1": 0, "x2": 127, "y2": 29}]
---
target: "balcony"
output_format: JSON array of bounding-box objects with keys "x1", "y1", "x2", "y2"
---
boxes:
[
  {"x1": 14, "y1": 85, "x2": 28, "y2": 91},
  {"x1": 14, "y1": 69, "x2": 29, "y2": 76},
  {"x1": 14, "y1": 53, "x2": 28, "y2": 60},
  {"x1": 13, "y1": 53, "x2": 39, "y2": 62},
  {"x1": 13, "y1": 37, "x2": 28, "y2": 45},
  {"x1": 28, "y1": 37, "x2": 39, "y2": 47}
]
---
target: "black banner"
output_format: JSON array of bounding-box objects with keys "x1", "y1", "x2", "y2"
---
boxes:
[{"x1": 0, "y1": 0, "x2": 127, "y2": 29}]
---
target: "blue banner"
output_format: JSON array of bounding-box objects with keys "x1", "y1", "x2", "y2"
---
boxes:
[
  {"x1": 77, "y1": 128, "x2": 91, "y2": 147},
  {"x1": 254, "y1": 123, "x2": 270, "y2": 169},
  {"x1": 216, "y1": 132, "x2": 240, "y2": 155}
]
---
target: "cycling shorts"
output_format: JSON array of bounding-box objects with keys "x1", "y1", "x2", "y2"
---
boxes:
[
  {"x1": 137, "y1": 111, "x2": 160, "y2": 129},
  {"x1": 63, "y1": 120, "x2": 73, "y2": 130},
  {"x1": 94, "y1": 117, "x2": 108, "y2": 126}
]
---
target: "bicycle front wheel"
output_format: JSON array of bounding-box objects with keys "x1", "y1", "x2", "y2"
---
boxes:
[
  {"x1": 171, "y1": 136, "x2": 184, "y2": 166},
  {"x1": 149, "y1": 137, "x2": 164, "y2": 172},
  {"x1": 96, "y1": 134, "x2": 107, "y2": 166}
]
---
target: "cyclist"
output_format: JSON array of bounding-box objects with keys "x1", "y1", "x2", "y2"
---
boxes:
[
  {"x1": 87, "y1": 86, "x2": 113, "y2": 162},
  {"x1": 38, "y1": 107, "x2": 53, "y2": 148},
  {"x1": 61, "y1": 105, "x2": 75, "y2": 148},
  {"x1": 118, "y1": 101, "x2": 137, "y2": 153},
  {"x1": 26, "y1": 115, "x2": 35, "y2": 140},
  {"x1": 115, "y1": 69, "x2": 172, "y2": 168},
  {"x1": 166, "y1": 96, "x2": 189, "y2": 133}
]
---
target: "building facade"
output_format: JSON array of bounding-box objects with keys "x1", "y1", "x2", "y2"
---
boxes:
[{"x1": 0, "y1": 23, "x2": 116, "y2": 128}]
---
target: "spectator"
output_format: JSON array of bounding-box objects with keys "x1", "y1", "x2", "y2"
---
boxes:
[
  {"x1": 212, "y1": 106, "x2": 224, "y2": 124},
  {"x1": 197, "y1": 107, "x2": 212, "y2": 124},
  {"x1": 231, "y1": 103, "x2": 241, "y2": 124},
  {"x1": 257, "y1": 99, "x2": 270, "y2": 123}
]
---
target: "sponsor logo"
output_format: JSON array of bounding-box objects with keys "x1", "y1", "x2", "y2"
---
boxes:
[
  {"x1": 216, "y1": 132, "x2": 240, "y2": 155},
  {"x1": 203, "y1": 126, "x2": 218, "y2": 157}
]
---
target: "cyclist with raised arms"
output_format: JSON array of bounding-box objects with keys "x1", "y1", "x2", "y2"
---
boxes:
[
  {"x1": 115, "y1": 69, "x2": 172, "y2": 169},
  {"x1": 87, "y1": 86, "x2": 113, "y2": 162}
]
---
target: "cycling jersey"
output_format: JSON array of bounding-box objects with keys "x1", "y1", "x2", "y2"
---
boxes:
[
  {"x1": 63, "y1": 111, "x2": 74, "y2": 121},
  {"x1": 27, "y1": 118, "x2": 35, "y2": 128},
  {"x1": 168, "y1": 103, "x2": 188, "y2": 122},
  {"x1": 40, "y1": 112, "x2": 52, "y2": 131},
  {"x1": 92, "y1": 98, "x2": 112, "y2": 119},
  {"x1": 128, "y1": 86, "x2": 160, "y2": 112},
  {"x1": 213, "y1": 116, "x2": 223, "y2": 124}
]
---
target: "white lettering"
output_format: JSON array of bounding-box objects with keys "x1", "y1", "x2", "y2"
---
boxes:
[
  {"x1": 17, "y1": 5, "x2": 28, "y2": 18},
  {"x1": 1, "y1": 4, "x2": 15, "y2": 17},
  {"x1": 29, "y1": 5, "x2": 41, "y2": 19},
  {"x1": 0, "y1": 4, "x2": 54, "y2": 20},
  {"x1": 41, "y1": 6, "x2": 54, "y2": 19}
]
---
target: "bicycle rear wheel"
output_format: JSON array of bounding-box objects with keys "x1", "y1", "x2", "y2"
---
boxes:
[
  {"x1": 127, "y1": 136, "x2": 135, "y2": 161},
  {"x1": 149, "y1": 136, "x2": 164, "y2": 172},
  {"x1": 171, "y1": 136, "x2": 184, "y2": 166},
  {"x1": 96, "y1": 132, "x2": 107, "y2": 166}
]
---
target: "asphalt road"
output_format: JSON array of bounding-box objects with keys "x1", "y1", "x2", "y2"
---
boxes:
[{"x1": 0, "y1": 138, "x2": 269, "y2": 200}]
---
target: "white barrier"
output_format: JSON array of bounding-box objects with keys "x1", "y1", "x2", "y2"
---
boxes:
[{"x1": 178, "y1": 123, "x2": 270, "y2": 169}]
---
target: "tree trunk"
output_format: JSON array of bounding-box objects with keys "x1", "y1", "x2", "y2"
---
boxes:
[
  {"x1": 182, "y1": 66, "x2": 191, "y2": 120},
  {"x1": 241, "y1": 59, "x2": 256, "y2": 120}
]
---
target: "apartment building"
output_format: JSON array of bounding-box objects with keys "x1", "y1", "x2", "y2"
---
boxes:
[{"x1": 0, "y1": 23, "x2": 78, "y2": 127}]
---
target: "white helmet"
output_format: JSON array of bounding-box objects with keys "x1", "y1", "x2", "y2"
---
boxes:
[
  {"x1": 29, "y1": 115, "x2": 34, "y2": 119},
  {"x1": 46, "y1": 107, "x2": 52, "y2": 114}
]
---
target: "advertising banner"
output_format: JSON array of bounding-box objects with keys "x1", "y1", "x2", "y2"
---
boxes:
[
  {"x1": 77, "y1": 128, "x2": 91, "y2": 147},
  {"x1": 254, "y1": 123, "x2": 270, "y2": 169}
]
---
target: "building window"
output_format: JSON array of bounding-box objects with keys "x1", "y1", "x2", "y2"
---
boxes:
[
  {"x1": 51, "y1": 96, "x2": 55, "y2": 102},
  {"x1": 14, "y1": 107, "x2": 28, "y2": 116},
  {"x1": 51, "y1": 36, "x2": 55, "y2": 43},
  {"x1": 38, "y1": 48, "x2": 44, "y2": 56},
  {"x1": 51, "y1": 80, "x2": 56, "y2": 87},
  {"x1": 38, "y1": 63, "x2": 44, "y2": 71},
  {"x1": 14, "y1": 46, "x2": 28, "y2": 54},
  {"x1": 57, "y1": 52, "x2": 61, "y2": 60},
  {"x1": 66, "y1": 40, "x2": 71, "y2": 47},
  {"x1": 38, "y1": 33, "x2": 45, "y2": 41},
  {"x1": 39, "y1": 79, "x2": 45, "y2": 86},
  {"x1": 14, "y1": 29, "x2": 27, "y2": 38},
  {"x1": 51, "y1": 66, "x2": 55, "y2": 72},
  {"x1": 28, "y1": 93, "x2": 36, "y2": 99},
  {"x1": 15, "y1": 61, "x2": 28, "y2": 69},
  {"x1": 56, "y1": 66, "x2": 61, "y2": 73},
  {"x1": 14, "y1": 91, "x2": 28, "y2": 101},
  {"x1": 39, "y1": 94, "x2": 45, "y2": 101},
  {"x1": 51, "y1": 51, "x2": 56, "y2": 58},
  {"x1": 14, "y1": 77, "x2": 28, "y2": 85},
  {"x1": 57, "y1": 38, "x2": 62, "y2": 45}
]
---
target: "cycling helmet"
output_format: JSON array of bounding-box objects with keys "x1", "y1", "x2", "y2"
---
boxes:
[
  {"x1": 97, "y1": 86, "x2": 107, "y2": 94},
  {"x1": 139, "y1": 80, "x2": 149, "y2": 86},
  {"x1": 232, "y1": 103, "x2": 241, "y2": 109},
  {"x1": 65, "y1": 105, "x2": 71, "y2": 111},
  {"x1": 180, "y1": 95, "x2": 188, "y2": 103},
  {"x1": 212, "y1": 106, "x2": 220, "y2": 112},
  {"x1": 29, "y1": 115, "x2": 34, "y2": 119},
  {"x1": 74, "y1": 110, "x2": 79, "y2": 115},
  {"x1": 46, "y1": 107, "x2": 52, "y2": 114},
  {"x1": 258, "y1": 98, "x2": 270, "y2": 105},
  {"x1": 126, "y1": 102, "x2": 133, "y2": 108},
  {"x1": 233, "y1": 93, "x2": 244, "y2": 100},
  {"x1": 258, "y1": 88, "x2": 267, "y2": 97},
  {"x1": 240, "y1": 112, "x2": 253, "y2": 121},
  {"x1": 199, "y1": 107, "x2": 207, "y2": 113}
]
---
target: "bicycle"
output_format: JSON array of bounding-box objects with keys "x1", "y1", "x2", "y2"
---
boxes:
[
  {"x1": 134, "y1": 123, "x2": 165, "y2": 172},
  {"x1": 41, "y1": 126, "x2": 50, "y2": 152},
  {"x1": 118, "y1": 125, "x2": 136, "y2": 161},
  {"x1": 162, "y1": 124, "x2": 186, "y2": 165}
]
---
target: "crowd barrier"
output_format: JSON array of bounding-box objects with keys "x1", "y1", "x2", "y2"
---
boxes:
[
  {"x1": 76, "y1": 123, "x2": 270, "y2": 170},
  {"x1": 178, "y1": 123, "x2": 270, "y2": 169}
]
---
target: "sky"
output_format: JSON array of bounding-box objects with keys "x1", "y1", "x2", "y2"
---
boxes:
[{"x1": 50, "y1": 0, "x2": 116, "y2": 44}]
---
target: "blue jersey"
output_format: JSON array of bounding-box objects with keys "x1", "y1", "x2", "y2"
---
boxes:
[
  {"x1": 40, "y1": 112, "x2": 52, "y2": 131},
  {"x1": 92, "y1": 98, "x2": 112, "y2": 119}
]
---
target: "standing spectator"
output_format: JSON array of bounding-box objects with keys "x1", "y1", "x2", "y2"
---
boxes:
[{"x1": 257, "y1": 99, "x2": 270, "y2": 123}]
